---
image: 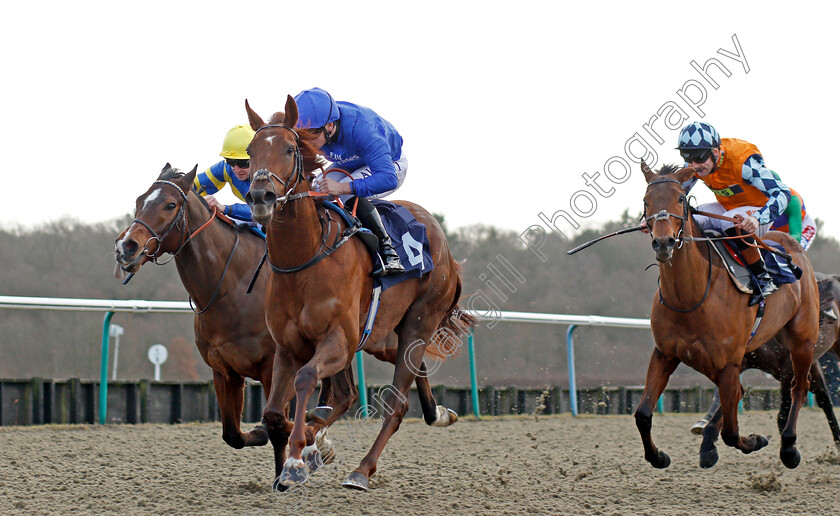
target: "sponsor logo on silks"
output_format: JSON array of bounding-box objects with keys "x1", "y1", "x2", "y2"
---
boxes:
[
  {"x1": 327, "y1": 152, "x2": 360, "y2": 165},
  {"x1": 803, "y1": 225, "x2": 816, "y2": 241},
  {"x1": 402, "y1": 231, "x2": 425, "y2": 267},
  {"x1": 711, "y1": 184, "x2": 744, "y2": 197}
]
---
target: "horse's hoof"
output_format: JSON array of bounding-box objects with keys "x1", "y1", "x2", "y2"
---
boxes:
[
  {"x1": 699, "y1": 448, "x2": 719, "y2": 469},
  {"x1": 306, "y1": 406, "x2": 333, "y2": 425},
  {"x1": 315, "y1": 429, "x2": 336, "y2": 465},
  {"x1": 342, "y1": 471, "x2": 370, "y2": 492},
  {"x1": 302, "y1": 444, "x2": 324, "y2": 475},
  {"x1": 781, "y1": 448, "x2": 801, "y2": 469},
  {"x1": 272, "y1": 476, "x2": 289, "y2": 493},
  {"x1": 244, "y1": 424, "x2": 269, "y2": 447},
  {"x1": 752, "y1": 434, "x2": 769, "y2": 452},
  {"x1": 280, "y1": 458, "x2": 309, "y2": 485},
  {"x1": 431, "y1": 406, "x2": 459, "y2": 427},
  {"x1": 649, "y1": 450, "x2": 671, "y2": 469},
  {"x1": 690, "y1": 419, "x2": 708, "y2": 435}
]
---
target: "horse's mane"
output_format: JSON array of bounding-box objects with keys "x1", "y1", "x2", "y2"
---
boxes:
[{"x1": 656, "y1": 163, "x2": 681, "y2": 176}]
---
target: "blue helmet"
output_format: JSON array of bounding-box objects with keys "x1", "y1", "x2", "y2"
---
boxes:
[
  {"x1": 294, "y1": 87, "x2": 339, "y2": 129},
  {"x1": 676, "y1": 122, "x2": 720, "y2": 150}
]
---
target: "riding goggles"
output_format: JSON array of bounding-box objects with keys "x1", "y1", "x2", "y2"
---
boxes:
[
  {"x1": 680, "y1": 149, "x2": 713, "y2": 164},
  {"x1": 225, "y1": 159, "x2": 250, "y2": 169}
]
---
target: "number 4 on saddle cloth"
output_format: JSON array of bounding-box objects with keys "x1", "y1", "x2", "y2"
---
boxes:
[{"x1": 323, "y1": 199, "x2": 435, "y2": 291}]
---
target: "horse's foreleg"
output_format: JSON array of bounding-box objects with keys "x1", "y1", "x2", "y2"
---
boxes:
[
  {"x1": 777, "y1": 374, "x2": 793, "y2": 436},
  {"x1": 718, "y1": 364, "x2": 769, "y2": 455},
  {"x1": 263, "y1": 351, "x2": 296, "y2": 491},
  {"x1": 780, "y1": 343, "x2": 813, "y2": 468},
  {"x1": 809, "y1": 362, "x2": 840, "y2": 451},
  {"x1": 212, "y1": 370, "x2": 249, "y2": 449},
  {"x1": 281, "y1": 335, "x2": 348, "y2": 485},
  {"x1": 634, "y1": 348, "x2": 679, "y2": 469}
]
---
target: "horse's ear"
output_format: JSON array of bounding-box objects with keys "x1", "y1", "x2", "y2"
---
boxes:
[
  {"x1": 284, "y1": 95, "x2": 299, "y2": 128},
  {"x1": 675, "y1": 167, "x2": 696, "y2": 185},
  {"x1": 245, "y1": 99, "x2": 265, "y2": 131},
  {"x1": 184, "y1": 165, "x2": 198, "y2": 186},
  {"x1": 641, "y1": 160, "x2": 655, "y2": 183},
  {"x1": 159, "y1": 163, "x2": 172, "y2": 178}
]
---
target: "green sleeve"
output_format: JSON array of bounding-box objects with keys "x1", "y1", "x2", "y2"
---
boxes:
[{"x1": 785, "y1": 193, "x2": 802, "y2": 241}]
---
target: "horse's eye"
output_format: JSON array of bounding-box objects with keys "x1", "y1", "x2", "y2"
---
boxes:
[
  {"x1": 166, "y1": 202, "x2": 177, "y2": 210},
  {"x1": 678, "y1": 195, "x2": 686, "y2": 204},
  {"x1": 286, "y1": 147, "x2": 295, "y2": 155}
]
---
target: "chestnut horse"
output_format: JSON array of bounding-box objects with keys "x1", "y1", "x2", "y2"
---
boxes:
[
  {"x1": 696, "y1": 271, "x2": 840, "y2": 459},
  {"x1": 243, "y1": 96, "x2": 475, "y2": 491},
  {"x1": 114, "y1": 165, "x2": 461, "y2": 458},
  {"x1": 637, "y1": 162, "x2": 819, "y2": 469}
]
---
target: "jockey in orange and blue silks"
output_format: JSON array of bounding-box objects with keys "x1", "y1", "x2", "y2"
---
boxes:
[
  {"x1": 293, "y1": 87, "x2": 406, "y2": 276},
  {"x1": 192, "y1": 124, "x2": 255, "y2": 221},
  {"x1": 677, "y1": 121, "x2": 815, "y2": 299}
]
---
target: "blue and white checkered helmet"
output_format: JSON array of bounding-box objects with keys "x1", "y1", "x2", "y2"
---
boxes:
[{"x1": 676, "y1": 122, "x2": 720, "y2": 150}]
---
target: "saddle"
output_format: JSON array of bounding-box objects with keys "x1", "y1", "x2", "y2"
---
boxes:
[
  {"x1": 705, "y1": 230, "x2": 801, "y2": 298},
  {"x1": 322, "y1": 199, "x2": 434, "y2": 291}
]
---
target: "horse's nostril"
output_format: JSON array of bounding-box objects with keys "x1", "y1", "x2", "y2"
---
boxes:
[
  {"x1": 651, "y1": 240, "x2": 661, "y2": 252},
  {"x1": 123, "y1": 239, "x2": 138, "y2": 256},
  {"x1": 666, "y1": 237, "x2": 676, "y2": 249},
  {"x1": 264, "y1": 192, "x2": 277, "y2": 205}
]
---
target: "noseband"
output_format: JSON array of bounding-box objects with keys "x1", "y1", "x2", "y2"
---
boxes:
[{"x1": 251, "y1": 124, "x2": 306, "y2": 206}]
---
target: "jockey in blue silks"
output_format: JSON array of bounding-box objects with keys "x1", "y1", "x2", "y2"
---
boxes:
[
  {"x1": 193, "y1": 124, "x2": 255, "y2": 221},
  {"x1": 294, "y1": 87, "x2": 407, "y2": 275}
]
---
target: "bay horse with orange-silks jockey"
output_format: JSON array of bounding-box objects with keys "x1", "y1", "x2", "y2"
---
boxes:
[
  {"x1": 243, "y1": 95, "x2": 475, "y2": 491},
  {"x1": 113, "y1": 164, "x2": 465, "y2": 463},
  {"x1": 637, "y1": 161, "x2": 819, "y2": 469}
]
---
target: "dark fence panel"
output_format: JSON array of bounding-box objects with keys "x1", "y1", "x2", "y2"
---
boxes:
[{"x1": 0, "y1": 378, "x2": 825, "y2": 427}]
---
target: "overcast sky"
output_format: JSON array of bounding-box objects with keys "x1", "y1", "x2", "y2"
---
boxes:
[{"x1": 3, "y1": 2, "x2": 839, "y2": 246}]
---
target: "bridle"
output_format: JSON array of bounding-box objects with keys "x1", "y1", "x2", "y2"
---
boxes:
[
  {"x1": 127, "y1": 179, "x2": 236, "y2": 313},
  {"x1": 130, "y1": 180, "x2": 192, "y2": 265},
  {"x1": 645, "y1": 177, "x2": 712, "y2": 312},
  {"x1": 250, "y1": 123, "x2": 306, "y2": 207},
  {"x1": 644, "y1": 178, "x2": 690, "y2": 246}
]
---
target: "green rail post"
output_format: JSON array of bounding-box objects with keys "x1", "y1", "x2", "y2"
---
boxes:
[
  {"x1": 356, "y1": 350, "x2": 368, "y2": 417},
  {"x1": 468, "y1": 332, "x2": 480, "y2": 419},
  {"x1": 100, "y1": 311, "x2": 114, "y2": 424}
]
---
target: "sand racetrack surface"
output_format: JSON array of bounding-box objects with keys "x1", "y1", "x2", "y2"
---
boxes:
[{"x1": 1, "y1": 410, "x2": 839, "y2": 515}]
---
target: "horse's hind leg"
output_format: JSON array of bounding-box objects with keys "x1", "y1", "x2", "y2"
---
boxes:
[
  {"x1": 634, "y1": 348, "x2": 680, "y2": 468},
  {"x1": 809, "y1": 362, "x2": 840, "y2": 451},
  {"x1": 699, "y1": 405, "x2": 724, "y2": 468},
  {"x1": 416, "y1": 362, "x2": 458, "y2": 427},
  {"x1": 343, "y1": 324, "x2": 436, "y2": 491},
  {"x1": 718, "y1": 364, "x2": 769, "y2": 455},
  {"x1": 691, "y1": 388, "x2": 721, "y2": 435},
  {"x1": 779, "y1": 342, "x2": 815, "y2": 468}
]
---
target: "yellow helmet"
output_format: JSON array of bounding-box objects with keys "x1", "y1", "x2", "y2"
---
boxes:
[{"x1": 219, "y1": 124, "x2": 255, "y2": 159}]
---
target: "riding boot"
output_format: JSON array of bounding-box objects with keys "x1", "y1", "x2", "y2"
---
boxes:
[
  {"x1": 352, "y1": 197, "x2": 405, "y2": 276},
  {"x1": 747, "y1": 256, "x2": 778, "y2": 299},
  {"x1": 728, "y1": 229, "x2": 777, "y2": 303}
]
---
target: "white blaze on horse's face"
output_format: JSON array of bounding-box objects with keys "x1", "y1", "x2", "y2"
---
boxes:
[
  {"x1": 143, "y1": 188, "x2": 163, "y2": 211},
  {"x1": 264, "y1": 135, "x2": 275, "y2": 145}
]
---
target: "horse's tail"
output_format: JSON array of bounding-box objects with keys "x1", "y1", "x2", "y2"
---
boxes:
[{"x1": 425, "y1": 259, "x2": 478, "y2": 361}]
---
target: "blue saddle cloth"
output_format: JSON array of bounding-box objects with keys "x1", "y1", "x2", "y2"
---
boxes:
[
  {"x1": 762, "y1": 242, "x2": 801, "y2": 285},
  {"x1": 371, "y1": 200, "x2": 434, "y2": 291}
]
